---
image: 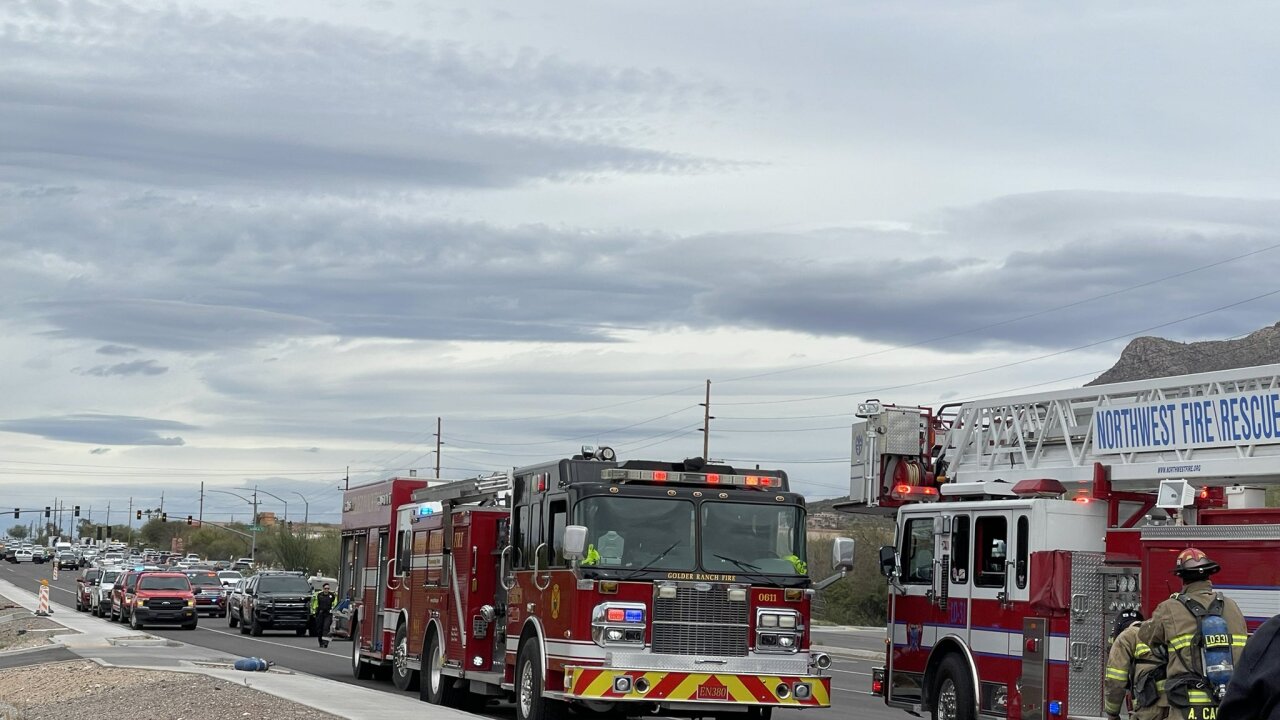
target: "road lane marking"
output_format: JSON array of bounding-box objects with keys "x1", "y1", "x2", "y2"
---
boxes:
[
  {"x1": 190, "y1": 625, "x2": 348, "y2": 658},
  {"x1": 828, "y1": 667, "x2": 872, "y2": 676}
]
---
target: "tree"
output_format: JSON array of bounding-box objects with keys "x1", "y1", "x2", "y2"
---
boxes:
[
  {"x1": 807, "y1": 518, "x2": 894, "y2": 627},
  {"x1": 139, "y1": 517, "x2": 184, "y2": 550},
  {"x1": 7, "y1": 525, "x2": 28, "y2": 540}
]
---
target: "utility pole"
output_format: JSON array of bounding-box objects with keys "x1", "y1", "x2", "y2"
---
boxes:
[
  {"x1": 160, "y1": 491, "x2": 165, "y2": 515},
  {"x1": 127, "y1": 496, "x2": 133, "y2": 545},
  {"x1": 435, "y1": 417, "x2": 442, "y2": 479},
  {"x1": 250, "y1": 487, "x2": 259, "y2": 561},
  {"x1": 345, "y1": 466, "x2": 350, "y2": 491},
  {"x1": 198, "y1": 482, "x2": 204, "y2": 526},
  {"x1": 106, "y1": 501, "x2": 111, "y2": 535},
  {"x1": 700, "y1": 379, "x2": 714, "y2": 460}
]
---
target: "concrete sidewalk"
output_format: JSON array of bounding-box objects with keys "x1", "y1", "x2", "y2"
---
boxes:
[{"x1": 0, "y1": 577, "x2": 479, "y2": 720}]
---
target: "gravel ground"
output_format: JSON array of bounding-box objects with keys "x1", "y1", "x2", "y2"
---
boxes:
[
  {"x1": 0, "y1": 661, "x2": 345, "y2": 720},
  {"x1": 0, "y1": 595, "x2": 72, "y2": 652}
]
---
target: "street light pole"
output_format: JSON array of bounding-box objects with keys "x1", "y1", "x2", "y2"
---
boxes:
[
  {"x1": 206, "y1": 489, "x2": 257, "y2": 560},
  {"x1": 289, "y1": 491, "x2": 309, "y2": 535},
  {"x1": 254, "y1": 487, "x2": 289, "y2": 527}
]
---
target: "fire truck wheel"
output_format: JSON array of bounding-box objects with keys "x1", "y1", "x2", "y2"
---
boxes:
[
  {"x1": 391, "y1": 624, "x2": 420, "y2": 692},
  {"x1": 421, "y1": 630, "x2": 462, "y2": 706},
  {"x1": 352, "y1": 615, "x2": 375, "y2": 680},
  {"x1": 931, "y1": 655, "x2": 975, "y2": 720},
  {"x1": 516, "y1": 640, "x2": 564, "y2": 720}
]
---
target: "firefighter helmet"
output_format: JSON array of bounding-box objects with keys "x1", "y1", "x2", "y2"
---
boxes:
[
  {"x1": 1173, "y1": 547, "x2": 1220, "y2": 580},
  {"x1": 1113, "y1": 608, "x2": 1143, "y2": 639}
]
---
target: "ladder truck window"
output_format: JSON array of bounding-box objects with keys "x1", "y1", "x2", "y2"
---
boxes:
[
  {"x1": 548, "y1": 499, "x2": 567, "y2": 567},
  {"x1": 574, "y1": 497, "x2": 695, "y2": 570},
  {"x1": 701, "y1": 503, "x2": 807, "y2": 576},
  {"x1": 426, "y1": 529, "x2": 443, "y2": 585},
  {"x1": 901, "y1": 518, "x2": 934, "y2": 584},
  {"x1": 950, "y1": 515, "x2": 970, "y2": 584},
  {"x1": 395, "y1": 529, "x2": 410, "y2": 576},
  {"x1": 513, "y1": 505, "x2": 528, "y2": 569},
  {"x1": 973, "y1": 516, "x2": 1008, "y2": 588},
  {"x1": 1015, "y1": 515, "x2": 1029, "y2": 590}
]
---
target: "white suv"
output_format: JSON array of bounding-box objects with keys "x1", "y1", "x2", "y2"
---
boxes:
[{"x1": 92, "y1": 568, "x2": 123, "y2": 617}]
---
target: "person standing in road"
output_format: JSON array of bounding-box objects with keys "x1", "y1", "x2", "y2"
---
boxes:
[
  {"x1": 1217, "y1": 614, "x2": 1280, "y2": 720},
  {"x1": 1138, "y1": 548, "x2": 1248, "y2": 720},
  {"x1": 311, "y1": 582, "x2": 336, "y2": 648},
  {"x1": 1106, "y1": 609, "x2": 1166, "y2": 720}
]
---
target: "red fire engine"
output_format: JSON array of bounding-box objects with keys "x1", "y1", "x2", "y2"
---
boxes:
[
  {"x1": 340, "y1": 449, "x2": 852, "y2": 719},
  {"x1": 839, "y1": 364, "x2": 1280, "y2": 720}
]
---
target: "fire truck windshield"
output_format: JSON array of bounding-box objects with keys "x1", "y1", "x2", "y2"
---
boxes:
[
  {"x1": 575, "y1": 497, "x2": 696, "y2": 571},
  {"x1": 574, "y1": 497, "x2": 807, "y2": 577},
  {"x1": 701, "y1": 503, "x2": 807, "y2": 576}
]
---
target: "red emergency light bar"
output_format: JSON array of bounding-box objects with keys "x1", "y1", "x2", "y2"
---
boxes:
[
  {"x1": 890, "y1": 484, "x2": 939, "y2": 502},
  {"x1": 601, "y1": 468, "x2": 779, "y2": 488}
]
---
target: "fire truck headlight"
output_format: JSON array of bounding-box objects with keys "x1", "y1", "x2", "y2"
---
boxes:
[
  {"x1": 779, "y1": 615, "x2": 797, "y2": 629},
  {"x1": 606, "y1": 628, "x2": 624, "y2": 642},
  {"x1": 778, "y1": 635, "x2": 795, "y2": 648},
  {"x1": 727, "y1": 587, "x2": 747, "y2": 602},
  {"x1": 657, "y1": 585, "x2": 678, "y2": 599},
  {"x1": 760, "y1": 614, "x2": 779, "y2": 628},
  {"x1": 793, "y1": 682, "x2": 812, "y2": 700}
]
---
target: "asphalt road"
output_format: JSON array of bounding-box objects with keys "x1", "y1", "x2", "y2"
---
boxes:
[{"x1": 0, "y1": 560, "x2": 899, "y2": 720}]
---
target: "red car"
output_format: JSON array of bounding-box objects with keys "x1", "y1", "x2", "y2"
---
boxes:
[
  {"x1": 74, "y1": 568, "x2": 102, "y2": 612},
  {"x1": 127, "y1": 571, "x2": 197, "y2": 630}
]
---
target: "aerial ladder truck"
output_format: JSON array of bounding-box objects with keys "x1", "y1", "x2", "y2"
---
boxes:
[{"x1": 838, "y1": 364, "x2": 1280, "y2": 720}]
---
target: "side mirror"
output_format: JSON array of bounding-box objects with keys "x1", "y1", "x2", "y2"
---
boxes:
[
  {"x1": 878, "y1": 545, "x2": 899, "y2": 578},
  {"x1": 831, "y1": 537, "x2": 855, "y2": 571},
  {"x1": 562, "y1": 525, "x2": 588, "y2": 560}
]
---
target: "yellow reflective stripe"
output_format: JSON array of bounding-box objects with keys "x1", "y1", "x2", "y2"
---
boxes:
[
  {"x1": 1169, "y1": 634, "x2": 1195, "y2": 650},
  {"x1": 1156, "y1": 680, "x2": 1166, "y2": 691},
  {"x1": 1105, "y1": 700, "x2": 1122, "y2": 713},
  {"x1": 1187, "y1": 690, "x2": 1214, "y2": 703},
  {"x1": 1232, "y1": 634, "x2": 1248, "y2": 647},
  {"x1": 1106, "y1": 668, "x2": 1128, "y2": 680},
  {"x1": 1134, "y1": 643, "x2": 1151, "y2": 657}
]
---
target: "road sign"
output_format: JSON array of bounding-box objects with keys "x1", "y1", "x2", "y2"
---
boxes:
[{"x1": 249, "y1": 525, "x2": 265, "y2": 532}]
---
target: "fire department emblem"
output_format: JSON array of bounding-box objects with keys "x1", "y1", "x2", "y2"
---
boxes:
[
  {"x1": 550, "y1": 583, "x2": 561, "y2": 620},
  {"x1": 906, "y1": 623, "x2": 923, "y2": 651}
]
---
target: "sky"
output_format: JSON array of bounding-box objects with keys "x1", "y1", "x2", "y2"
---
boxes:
[{"x1": 3, "y1": 0, "x2": 1280, "y2": 529}]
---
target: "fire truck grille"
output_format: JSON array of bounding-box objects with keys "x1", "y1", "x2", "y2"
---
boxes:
[{"x1": 651, "y1": 585, "x2": 748, "y2": 657}]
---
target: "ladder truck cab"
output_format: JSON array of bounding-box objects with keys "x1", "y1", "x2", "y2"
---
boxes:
[
  {"x1": 343, "y1": 449, "x2": 854, "y2": 720},
  {"x1": 839, "y1": 365, "x2": 1280, "y2": 720}
]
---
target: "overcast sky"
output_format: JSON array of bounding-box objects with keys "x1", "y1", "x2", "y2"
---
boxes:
[{"x1": 4, "y1": 0, "x2": 1280, "y2": 528}]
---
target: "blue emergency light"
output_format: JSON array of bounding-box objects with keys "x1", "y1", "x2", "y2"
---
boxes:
[
  {"x1": 1048, "y1": 700, "x2": 1061, "y2": 715},
  {"x1": 624, "y1": 609, "x2": 644, "y2": 623}
]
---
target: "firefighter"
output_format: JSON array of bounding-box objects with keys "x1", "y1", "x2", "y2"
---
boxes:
[
  {"x1": 1138, "y1": 548, "x2": 1248, "y2": 720},
  {"x1": 1106, "y1": 609, "x2": 1165, "y2": 720}
]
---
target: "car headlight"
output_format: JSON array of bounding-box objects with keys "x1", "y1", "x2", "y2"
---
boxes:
[{"x1": 187, "y1": 599, "x2": 195, "y2": 607}]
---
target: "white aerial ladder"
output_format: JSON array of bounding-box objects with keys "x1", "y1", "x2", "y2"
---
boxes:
[{"x1": 847, "y1": 363, "x2": 1280, "y2": 510}]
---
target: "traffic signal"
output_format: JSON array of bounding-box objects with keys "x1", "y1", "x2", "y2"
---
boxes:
[
  {"x1": 44, "y1": 506, "x2": 50, "y2": 518},
  {"x1": 161, "y1": 512, "x2": 167, "y2": 522},
  {"x1": 74, "y1": 505, "x2": 80, "y2": 517},
  {"x1": 136, "y1": 510, "x2": 142, "y2": 520},
  {"x1": 12, "y1": 509, "x2": 17, "y2": 519},
  {"x1": 186, "y1": 515, "x2": 193, "y2": 525}
]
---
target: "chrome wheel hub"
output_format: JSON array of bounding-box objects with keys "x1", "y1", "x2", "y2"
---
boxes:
[
  {"x1": 937, "y1": 679, "x2": 958, "y2": 720},
  {"x1": 394, "y1": 636, "x2": 408, "y2": 676},
  {"x1": 519, "y1": 660, "x2": 534, "y2": 717}
]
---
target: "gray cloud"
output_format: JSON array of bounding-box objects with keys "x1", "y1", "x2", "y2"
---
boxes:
[
  {"x1": 0, "y1": 414, "x2": 194, "y2": 446},
  {"x1": 78, "y1": 359, "x2": 169, "y2": 377},
  {"x1": 0, "y1": 1, "x2": 723, "y2": 192},
  {"x1": 3, "y1": 189, "x2": 1276, "y2": 354},
  {"x1": 96, "y1": 345, "x2": 138, "y2": 356},
  {"x1": 89, "y1": 448, "x2": 111, "y2": 455}
]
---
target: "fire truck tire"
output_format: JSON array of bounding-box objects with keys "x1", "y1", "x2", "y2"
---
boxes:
[
  {"x1": 421, "y1": 630, "x2": 463, "y2": 706},
  {"x1": 352, "y1": 614, "x2": 375, "y2": 680},
  {"x1": 391, "y1": 624, "x2": 420, "y2": 692},
  {"x1": 930, "y1": 655, "x2": 975, "y2": 720},
  {"x1": 516, "y1": 640, "x2": 564, "y2": 720}
]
